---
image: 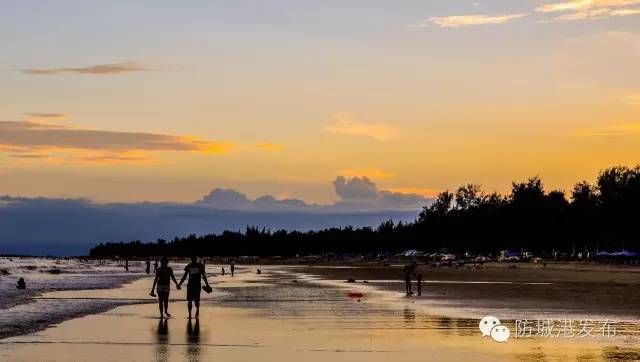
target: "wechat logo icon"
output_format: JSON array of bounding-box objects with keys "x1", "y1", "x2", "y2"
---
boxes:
[{"x1": 479, "y1": 316, "x2": 510, "y2": 343}]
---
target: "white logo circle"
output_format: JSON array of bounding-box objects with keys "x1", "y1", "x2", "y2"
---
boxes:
[
  {"x1": 479, "y1": 316, "x2": 501, "y2": 337},
  {"x1": 490, "y1": 325, "x2": 510, "y2": 343}
]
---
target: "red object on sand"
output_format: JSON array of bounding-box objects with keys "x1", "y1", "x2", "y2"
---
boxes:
[{"x1": 348, "y1": 292, "x2": 364, "y2": 299}]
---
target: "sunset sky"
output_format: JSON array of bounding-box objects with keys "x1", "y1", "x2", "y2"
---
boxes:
[{"x1": 2, "y1": 0, "x2": 639, "y2": 204}]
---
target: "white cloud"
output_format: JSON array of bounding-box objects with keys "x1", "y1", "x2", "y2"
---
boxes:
[
  {"x1": 536, "y1": 0, "x2": 640, "y2": 20},
  {"x1": 425, "y1": 13, "x2": 527, "y2": 28}
]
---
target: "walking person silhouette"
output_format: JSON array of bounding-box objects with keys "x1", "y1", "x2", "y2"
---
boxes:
[
  {"x1": 179, "y1": 256, "x2": 211, "y2": 319},
  {"x1": 150, "y1": 256, "x2": 181, "y2": 319}
]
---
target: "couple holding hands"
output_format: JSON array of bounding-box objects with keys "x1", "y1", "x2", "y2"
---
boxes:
[{"x1": 150, "y1": 255, "x2": 212, "y2": 319}]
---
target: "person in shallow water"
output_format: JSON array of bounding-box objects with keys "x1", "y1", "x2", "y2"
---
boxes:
[
  {"x1": 16, "y1": 277, "x2": 26, "y2": 290},
  {"x1": 179, "y1": 256, "x2": 211, "y2": 319},
  {"x1": 150, "y1": 256, "x2": 181, "y2": 318}
]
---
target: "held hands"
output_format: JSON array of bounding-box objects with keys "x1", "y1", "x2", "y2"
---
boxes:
[{"x1": 149, "y1": 291, "x2": 156, "y2": 297}]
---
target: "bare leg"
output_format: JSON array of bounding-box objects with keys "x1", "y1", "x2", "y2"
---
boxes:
[
  {"x1": 188, "y1": 300, "x2": 193, "y2": 319},
  {"x1": 163, "y1": 295, "x2": 170, "y2": 317},
  {"x1": 158, "y1": 297, "x2": 164, "y2": 318},
  {"x1": 195, "y1": 301, "x2": 200, "y2": 318}
]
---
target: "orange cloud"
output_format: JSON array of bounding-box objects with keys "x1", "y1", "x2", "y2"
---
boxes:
[
  {"x1": 536, "y1": 0, "x2": 640, "y2": 20},
  {"x1": 0, "y1": 120, "x2": 233, "y2": 164},
  {"x1": 72, "y1": 151, "x2": 155, "y2": 165},
  {"x1": 425, "y1": 13, "x2": 527, "y2": 27}
]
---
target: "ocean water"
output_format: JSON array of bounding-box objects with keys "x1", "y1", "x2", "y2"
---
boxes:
[{"x1": 0, "y1": 257, "x2": 145, "y2": 337}]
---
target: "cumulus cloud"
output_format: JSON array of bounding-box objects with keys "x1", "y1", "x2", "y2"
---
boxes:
[
  {"x1": 20, "y1": 62, "x2": 152, "y2": 75},
  {"x1": 536, "y1": 0, "x2": 640, "y2": 20},
  {"x1": 196, "y1": 177, "x2": 432, "y2": 212},
  {"x1": 198, "y1": 189, "x2": 252, "y2": 209},
  {"x1": 333, "y1": 176, "x2": 379, "y2": 200},
  {"x1": 325, "y1": 115, "x2": 395, "y2": 141},
  {"x1": 0, "y1": 120, "x2": 233, "y2": 164},
  {"x1": 332, "y1": 176, "x2": 431, "y2": 210},
  {"x1": 424, "y1": 13, "x2": 527, "y2": 28},
  {"x1": 197, "y1": 189, "x2": 311, "y2": 211}
]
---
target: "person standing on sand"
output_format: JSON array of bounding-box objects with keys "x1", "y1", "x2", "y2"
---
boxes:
[
  {"x1": 403, "y1": 261, "x2": 417, "y2": 296},
  {"x1": 230, "y1": 260, "x2": 235, "y2": 277},
  {"x1": 179, "y1": 256, "x2": 211, "y2": 319},
  {"x1": 416, "y1": 273, "x2": 423, "y2": 296},
  {"x1": 154, "y1": 259, "x2": 159, "y2": 273},
  {"x1": 146, "y1": 260, "x2": 151, "y2": 275},
  {"x1": 150, "y1": 256, "x2": 181, "y2": 319}
]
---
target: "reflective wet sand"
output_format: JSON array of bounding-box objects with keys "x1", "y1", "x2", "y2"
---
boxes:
[{"x1": 0, "y1": 265, "x2": 638, "y2": 361}]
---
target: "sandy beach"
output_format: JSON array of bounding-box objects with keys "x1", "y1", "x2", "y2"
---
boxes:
[{"x1": 0, "y1": 264, "x2": 638, "y2": 361}]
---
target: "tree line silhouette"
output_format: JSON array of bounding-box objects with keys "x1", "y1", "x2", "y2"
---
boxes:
[{"x1": 89, "y1": 165, "x2": 640, "y2": 258}]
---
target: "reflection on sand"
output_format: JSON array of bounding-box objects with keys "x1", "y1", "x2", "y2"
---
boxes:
[
  {"x1": 186, "y1": 319, "x2": 200, "y2": 361},
  {"x1": 0, "y1": 266, "x2": 638, "y2": 361},
  {"x1": 155, "y1": 319, "x2": 169, "y2": 362}
]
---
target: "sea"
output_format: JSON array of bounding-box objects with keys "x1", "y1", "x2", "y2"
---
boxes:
[{"x1": 0, "y1": 257, "x2": 144, "y2": 338}]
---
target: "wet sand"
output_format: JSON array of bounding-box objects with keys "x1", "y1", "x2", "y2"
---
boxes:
[
  {"x1": 0, "y1": 265, "x2": 638, "y2": 361},
  {"x1": 295, "y1": 263, "x2": 640, "y2": 320}
]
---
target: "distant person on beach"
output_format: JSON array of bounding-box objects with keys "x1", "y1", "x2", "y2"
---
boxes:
[
  {"x1": 16, "y1": 277, "x2": 26, "y2": 290},
  {"x1": 221, "y1": 267, "x2": 225, "y2": 276},
  {"x1": 125, "y1": 259, "x2": 129, "y2": 272},
  {"x1": 230, "y1": 260, "x2": 235, "y2": 277},
  {"x1": 146, "y1": 260, "x2": 151, "y2": 275},
  {"x1": 154, "y1": 259, "x2": 159, "y2": 273},
  {"x1": 179, "y1": 255, "x2": 211, "y2": 319},
  {"x1": 403, "y1": 262, "x2": 417, "y2": 296},
  {"x1": 416, "y1": 273, "x2": 423, "y2": 296},
  {"x1": 150, "y1": 256, "x2": 181, "y2": 319}
]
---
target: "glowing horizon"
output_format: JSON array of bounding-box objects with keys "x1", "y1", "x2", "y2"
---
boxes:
[{"x1": 1, "y1": 1, "x2": 639, "y2": 204}]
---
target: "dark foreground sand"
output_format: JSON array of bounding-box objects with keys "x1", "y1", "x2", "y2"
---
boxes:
[{"x1": 0, "y1": 264, "x2": 638, "y2": 361}]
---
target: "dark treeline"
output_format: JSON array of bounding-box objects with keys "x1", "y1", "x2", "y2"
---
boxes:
[{"x1": 90, "y1": 165, "x2": 640, "y2": 258}]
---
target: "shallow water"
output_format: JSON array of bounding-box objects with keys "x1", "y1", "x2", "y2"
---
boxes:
[{"x1": 1, "y1": 265, "x2": 639, "y2": 361}]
